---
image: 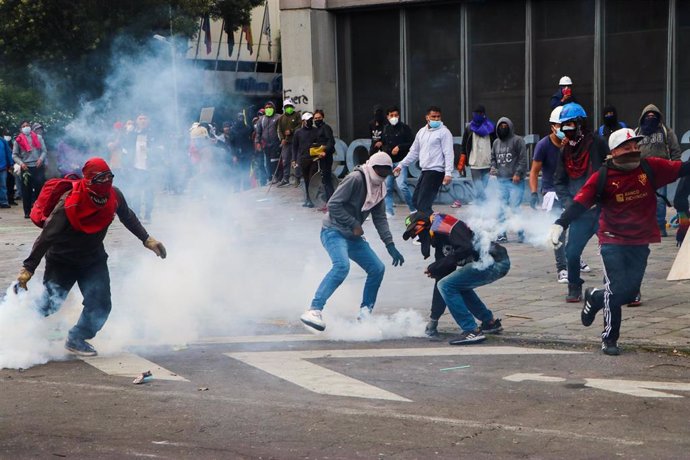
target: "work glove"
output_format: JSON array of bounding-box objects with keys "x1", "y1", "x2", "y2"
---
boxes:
[
  {"x1": 16, "y1": 267, "x2": 32, "y2": 291},
  {"x1": 144, "y1": 236, "x2": 167, "y2": 259},
  {"x1": 549, "y1": 224, "x2": 564, "y2": 249},
  {"x1": 386, "y1": 243, "x2": 405, "y2": 267},
  {"x1": 677, "y1": 212, "x2": 689, "y2": 247},
  {"x1": 530, "y1": 192, "x2": 539, "y2": 210}
]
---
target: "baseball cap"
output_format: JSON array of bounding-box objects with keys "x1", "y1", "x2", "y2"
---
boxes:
[{"x1": 608, "y1": 128, "x2": 644, "y2": 152}]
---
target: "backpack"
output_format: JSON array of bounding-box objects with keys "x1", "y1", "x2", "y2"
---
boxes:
[
  {"x1": 30, "y1": 174, "x2": 80, "y2": 227},
  {"x1": 594, "y1": 159, "x2": 671, "y2": 207}
]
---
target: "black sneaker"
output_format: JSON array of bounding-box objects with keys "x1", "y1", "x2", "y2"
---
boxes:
[
  {"x1": 277, "y1": 180, "x2": 290, "y2": 188},
  {"x1": 449, "y1": 328, "x2": 486, "y2": 345},
  {"x1": 425, "y1": 319, "x2": 441, "y2": 340},
  {"x1": 480, "y1": 318, "x2": 503, "y2": 334},
  {"x1": 566, "y1": 283, "x2": 582, "y2": 303},
  {"x1": 65, "y1": 337, "x2": 98, "y2": 357},
  {"x1": 601, "y1": 340, "x2": 620, "y2": 356},
  {"x1": 581, "y1": 287, "x2": 601, "y2": 327},
  {"x1": 496, "y1": 233, "x2": 508, "y2": 243},
  {"x1": 627, "y1": 292, "x2": 642, "y2": 307}
]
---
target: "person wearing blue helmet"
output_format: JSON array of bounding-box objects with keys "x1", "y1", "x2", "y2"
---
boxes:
[{"x1": 553, "y1": 103, "x2": 609, "y2": 303}]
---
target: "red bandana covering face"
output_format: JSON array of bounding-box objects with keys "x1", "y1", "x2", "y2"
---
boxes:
[{"x1": 64, "y1": 157, "x2": 118, "y2": 234}]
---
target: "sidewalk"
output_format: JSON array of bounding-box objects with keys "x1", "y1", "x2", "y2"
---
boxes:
[{"x1": 1, "y1": 185, "x2": 688, "y2": 352}]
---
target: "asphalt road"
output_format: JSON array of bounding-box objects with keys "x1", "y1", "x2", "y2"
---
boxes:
[{"x1": 2, "y1": 333, "x2": 689, "y2": 459}]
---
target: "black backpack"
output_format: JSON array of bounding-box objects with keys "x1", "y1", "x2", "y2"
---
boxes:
[{"x1": 594, "y1": 158, "x2": 671, "y2": 207}]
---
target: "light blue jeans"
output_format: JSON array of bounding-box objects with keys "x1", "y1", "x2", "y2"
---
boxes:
[
  {"x1": 437, "y1": 257, "x2": 511, "y2": 332},
  {"x1": 311, "y1": 227, "x2": 385, "y2": 310},
  {"x1": 385, "y1": 162, "x2": 415, "y2": 215}
]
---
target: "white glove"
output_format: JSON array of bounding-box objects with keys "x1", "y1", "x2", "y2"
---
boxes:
[
  {"x1": 13, "y1": 163, "x2": 21, "y2": 175},
  {"x1": 549, "y1": 224, "x2": 564, "y2": 249}
]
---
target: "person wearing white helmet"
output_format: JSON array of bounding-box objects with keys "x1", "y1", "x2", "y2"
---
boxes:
[
  {"x1": 549, "y1": 128, "x2": 690, "y2": 355},
  {"x1": 549, "y1": 75, "x2": 576, "y2": 109},
  {"x1": 529, "y1": 106, "x2": 568, "y2": 282},
  {"x1": 553, "y1": 102, "x2": 609, "y2": 303},
  {"x1": 276, "y1": 98, "x2": 301, "y2": 186}
]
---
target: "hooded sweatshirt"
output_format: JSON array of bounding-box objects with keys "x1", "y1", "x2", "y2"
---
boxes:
[
  {"x1": 322, "y1": 165, "x2": 393, "y2": 245},
  {"x1": 277, "y1": 111, "x2": 302, "y2": 144},
  {"x1": 635, "y1": 104, "x2": 681, "y2": 161},
  {"x1": 490, "y1": 117, "x2": 527, "y2": 179},
  {"x1": 12, "y1": 132, "x2": 47, "y2": 167}
]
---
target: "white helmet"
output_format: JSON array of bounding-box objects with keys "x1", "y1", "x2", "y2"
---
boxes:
[
  {"x1": 549, "y1": 106, "x2": 563, "y2": 124},
  {"x1": 283, "y1": 98, "x2": 295, "y2": 108},
  {"x1": 559, "y1": 76, "x2": 573, "y2": 86}
]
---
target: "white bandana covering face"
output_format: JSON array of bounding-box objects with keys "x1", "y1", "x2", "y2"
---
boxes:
[{"x1": 361, "y1": 152, "x2": 393, "y2": 211}]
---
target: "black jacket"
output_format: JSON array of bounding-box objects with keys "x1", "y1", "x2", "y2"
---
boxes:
[
  {"x1": 553, "y1": 133, "x2": 609, "y2": 208},
  {"x1": 381, "y1": 122, "x2": 413, "y2": 163},
  {"x1": 24, "y1": 188, "x2": 149, "y2": 272},
  {"x1": 292, "y1": 126, "x2": 317, "y2": 163}
]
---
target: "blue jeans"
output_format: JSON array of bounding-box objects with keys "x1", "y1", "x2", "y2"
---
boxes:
[
  {"x1": 588, "y1": 244, "x2": 649, "y2": 343},
  {"x1": 385, "y1": 162, "x2": 415, "y2": 215},
  {"x1": 311, "y1": 227, "x2": 386, "y2": 310},
  {"x1": 0, "y1": 169, "x2": 7, "y2": 205},
  {"x1": 656, "y1": 185, "x2": 667, "y2": 228},
  {"x1": 437, "y1": 257, "x2": 511, "y2": 332},
  {"x1": 470, "y1": 168, "x2": 490, "y2": 202},
  {"x1": 566, "y1": 208, "x2": 599, "y2": 286}
]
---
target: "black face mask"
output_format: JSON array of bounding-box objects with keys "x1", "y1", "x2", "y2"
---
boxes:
[
  {"x1": 305, "y1": 119, "x2": 314, "y2": 128},
  {"x1": 641, "y1": 116, "x2": 660, "y2": 136},
  {"x1": 314, "y1": 120, "x2": 324, "y2": 128},
  {"x1": 497, "y1": 126, "x2": 510, "y2": 140},
  {"x1": 603, "y1": 115, "x2": 618, "y2": 128}
]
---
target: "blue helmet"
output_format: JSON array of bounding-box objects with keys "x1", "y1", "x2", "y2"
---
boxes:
[{"x1": 559, "y1": 103, "x2": 587, "y2": 123}]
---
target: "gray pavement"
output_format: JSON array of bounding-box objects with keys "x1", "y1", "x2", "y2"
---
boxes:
[{"x1": 1, "y1": 183, "x2": 688, "y2": 352}]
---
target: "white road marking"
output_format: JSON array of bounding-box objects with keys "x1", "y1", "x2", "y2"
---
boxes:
[
  {"x1": 504, "y1": 373, "x2": 567, "y2": 383},
  {"x1": 504, "y1": 373, "x2": 690, "y2": 398},
  {"x1": 82, "y1": 352, "x2": 189, "y2": 382},
  {"x1": 226, "y1": 346, "x2": 582, "y2": 401},
  {"x1": 193, "y1": 334, "x2": 326, "y2": 344}
]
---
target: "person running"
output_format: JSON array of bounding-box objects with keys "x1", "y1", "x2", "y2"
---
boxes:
[
  {"x1": 300, "y1": 152, "x2": 405, "y2": 332},
  {"x1": 403, "y1": 211, "x2": 509, "y2": 344},
  {"x1": 15, "y1": 158, "x2": 167, "y2": 356},
  {"x1": 549, "y1": 128, "x2": 690, "y2": 355}
]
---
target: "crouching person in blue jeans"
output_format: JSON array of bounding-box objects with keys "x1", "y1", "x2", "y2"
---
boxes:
[
  {"x1": 403, "y1": 211, "x2": 509, "y2": 344},
  {"x1": 300, "y1": 152, "x2": 405, "y2": 332}
]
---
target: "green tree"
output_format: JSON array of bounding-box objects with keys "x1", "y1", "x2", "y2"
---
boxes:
[{"x1": 0, "y1": 0, "x2": 265, "y2": 112}]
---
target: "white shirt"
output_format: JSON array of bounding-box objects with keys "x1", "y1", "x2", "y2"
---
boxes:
[
  {"x1": 134, "y1": 134, "x2": 148, "y2": 170},
  {"x1": 401, "y1": 124, "x2": 454, "y2": 176}
]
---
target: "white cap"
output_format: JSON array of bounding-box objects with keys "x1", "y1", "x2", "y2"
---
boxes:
[
  {"x1": 301, "y1": 112, "x2": 313, "y2": 121},
  {"x1": 367, "y1": 151, "x2": 393, "y2": 168},
  {"x1": 549, "y1": 106, "x2": 563, "y2": 124},
  {"x1": 283, "y1": 98, "x2": 295, "y2": 108},
  {"x1": 608, "y1": 128, "x2": 644, "y2": 152},
  {"x1": 559, "y1": 76, "x2": 573, "y2": 86}
]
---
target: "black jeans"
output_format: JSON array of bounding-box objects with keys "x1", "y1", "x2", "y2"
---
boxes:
[
  {"x1": 588, "y1": 244, "x2": 649, "y2": 343},
  {"x1": 319, "y1": 154, "x2": 334, "y2": 202},
  {"x1": 39, "y1": 258, "x2": 112, "y2": 341},
  {"x1": 21, "y1": 166, "x2": 45, "y2": 217},
  {"x1": 412, "y1": 170, "x2": 444, "y2": 214},
  {"x1": 430, "y1": 244, "x2": 447, "y2": 320}
]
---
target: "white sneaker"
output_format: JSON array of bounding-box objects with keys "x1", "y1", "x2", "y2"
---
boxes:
[
  {"x1": 580, "y1": 259, "x2": 591, "y2": 273},
  {"x1": 557, "y1": 269, "x2": 568, "y2": 284},
  {"x1": 300, "y1": 309, "x2": 325, "y2": 332},
  {"x1": 356, "y1": 306, "x2": 372, "y2": 321},
  {"x1": 386, "y1": 211, "x2": 394, "y2": 219}
]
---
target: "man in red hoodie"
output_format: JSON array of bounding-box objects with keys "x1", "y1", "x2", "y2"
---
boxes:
[
  {"x1": 16, "y1": 158, "x2": 167, "y2": 356},
  {"x1": 550, "y1": 129, "x2": 690, "y2": 355}
]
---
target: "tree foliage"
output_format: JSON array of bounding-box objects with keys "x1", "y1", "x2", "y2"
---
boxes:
[{"x1": 0, "y1": 0, "x2": 265, "y2": 113}]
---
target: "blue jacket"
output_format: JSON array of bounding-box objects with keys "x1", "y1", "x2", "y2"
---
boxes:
[{"x1": 0, "y1": 138, "x2": 12, "y2": 170}]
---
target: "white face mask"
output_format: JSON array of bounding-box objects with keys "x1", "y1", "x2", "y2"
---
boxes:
[
  {"x1": 388, "y1": 117, "x2": 399, "y2": 126},
  {"x1": 21, "y1": 127, "x2": 31, "y2": 135},
  {"x1": 3, "y1": 136, "x2": 10, "y2": 142}
]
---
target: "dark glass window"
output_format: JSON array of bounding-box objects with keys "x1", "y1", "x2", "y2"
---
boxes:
[
  {"x1": 336, "y1": 10, "x2": 400, "y2": 142},
  {"x1": 605, "y1": 0, "x2": 668, "y2": 129},
  {"x1": 467, "y1": 0, "x2": 526, "y2": 134},
  {"x1": 405, "y1": 4, "x2": 462, "y2": 134},
  {"x1": 532, "y1": 0, "x2": 594, "y2": 137},
  {"x1": 676, "y1": 1, "x2": 690, "y2": 136}
]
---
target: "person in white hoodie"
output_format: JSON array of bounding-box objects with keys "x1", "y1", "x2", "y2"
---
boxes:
[{"x1": 394, "y1": 106, "x2": 454, "y2": 214}]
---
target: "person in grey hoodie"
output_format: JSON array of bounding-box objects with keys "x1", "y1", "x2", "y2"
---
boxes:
[
  {"x1": 300, "y1": 152, "x2": 405, "y2": 332},
  {"x1": 634, "y1": 103, "x2": 682, "y2": 235},
  {"x1": 490, "y1": 117, "x2": 527, "y2": 242},
  {"x1": 13, "y1": 120, "x2": 47, "y2": 218}
]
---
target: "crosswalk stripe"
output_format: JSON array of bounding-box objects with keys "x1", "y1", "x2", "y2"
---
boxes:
[{"x1": 82, "y1": 352, "x2": 189, "y2": 382}]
